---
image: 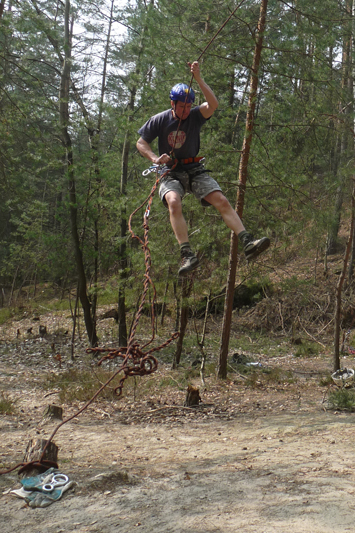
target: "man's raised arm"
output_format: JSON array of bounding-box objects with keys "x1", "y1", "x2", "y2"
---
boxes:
[{"x1": 188, "y1": 61, "x2": 218, "y2": 119}]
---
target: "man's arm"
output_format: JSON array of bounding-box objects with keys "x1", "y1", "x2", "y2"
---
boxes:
[
  {"x1": 136, "y1": 137, "x2": 171, "y2": 165},
  {"x1": 189, "y1": 61, "x2": 218, "y2": 119}
]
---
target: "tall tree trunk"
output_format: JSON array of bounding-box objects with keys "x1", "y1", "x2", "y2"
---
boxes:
[
  {"x1": 59, "y1": 0, "x2": 98, "y2": 346},
  {"x1": 218, "y1": 0, "x2": 268, "y2": 379},
  {"x1": 334, "y1": 181, "x2": 355, "y2": 370},
  {"x1": 89, "y1": 0, "x2": 115, "y2": 327},
  {"x1": 118, "y1": 86, "x2": 138, "y2": 346},
  {"x1": 327, "y1": 0, "x2": 353, "y2": 254},
  {"x1": 33, "y1": 0, "x2": 117, "y2": 344},
  {"x1": 231, "y1": 72, "x2": 250, "y2": 146},
  {"x1": 0, "y1": 1, "x2": 6, "y2": 20},
  {"x1": 173, "y1": 278, "x2": 194, "y2": 369},
  {"x1": 348, "y1": 0, "x2": 355, "y2": 282},
  {"x1": 118, "y1": 131, "x2": 130, "y2": 346},
  {"x1": 224, "y1": 52, "x2": 236, "y2": 145},
  {"x1": 117, "y1": 2, "x2": 153, "y2": 344},
  {"x1": 348, "y1": 221, "x2": 355, "y2": 283}
]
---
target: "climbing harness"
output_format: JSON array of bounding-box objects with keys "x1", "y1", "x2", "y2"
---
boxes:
[
  {"x1": 173, "y1": 157, "x2": 205, "y2": 166},
  {"x1": 142, "y1": 158, "x2": 205, "y2": 176}
]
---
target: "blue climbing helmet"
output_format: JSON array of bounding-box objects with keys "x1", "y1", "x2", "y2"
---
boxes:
[{"x1": 169, "y1": 83, "x2": 195, "y2": 103}]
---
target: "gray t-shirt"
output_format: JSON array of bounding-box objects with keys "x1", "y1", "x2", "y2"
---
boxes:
[{"x1": 138, "y1": 107, "x2": 207, "y2": 162}]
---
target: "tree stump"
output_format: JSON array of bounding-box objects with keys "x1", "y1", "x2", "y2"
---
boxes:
[
  {"x1": 39, "y1": 325, "x2": 47, "y2": 337},
  {"x1": 43, "y1": 404, "x2": 63, "y2": 420},
  {"x1": 184, "y1": 385, "x2": 201, "y2": 407},
  {"x1": 20, "y1": 439, "x2": 59, "y2": 478}
]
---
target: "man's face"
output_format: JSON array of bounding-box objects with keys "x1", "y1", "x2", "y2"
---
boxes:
[{"x1": 171, "y1": 100, "x2": 192, "y2": 120}]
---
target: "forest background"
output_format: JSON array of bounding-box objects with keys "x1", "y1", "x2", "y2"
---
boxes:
[{"x1": 1, "y1": 0, "x2": 355, "y2": 367}]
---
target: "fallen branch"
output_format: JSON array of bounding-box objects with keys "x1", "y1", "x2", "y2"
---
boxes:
[
  {"x1": 43, "y1": 390, "x2": 60, "y2": 398},
  {"x1": 147, "y1": 404, "x2": 214, "y2": 414},
  {"x1": 298, "y1": 318, "x2": 326, "y2": 348}
]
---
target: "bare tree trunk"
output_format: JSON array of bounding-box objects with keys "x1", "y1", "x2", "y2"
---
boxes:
[
  {"x1": 160, "y1": 279, "x2": 169, "y2": 326},
  {"x1": 327, "y1": 185, "x2": 345, "y2": 254},
  {"x1": 348, "y1": 226, "x2": 355, "y2": 282},
  {"x1": 224, "y1": 52, "x2": 236, "y2": 145},
  {"x1": 30, "y1": 0, "x2": 99, "y2": 345},
  {"x1": 173, "y1": 281, "x2": 180, "y2": 332},
  {"x1": 0, "y1": 0, "x2": 6, "y2": 20},
  {"x1": 88, "y1": 0, "x2": 114, "y2": 327},
  {"x1": 69, "y1": 283, "x2": 79, "y2": 360},
  {"x1": 173, "y1": 278, "x2": 194, "y2": 369},
  {"x1": 334, "y1": 181, "x2": 355, "y2": 370},
  {"x1": 231, "y1": 72, "x2": 250, "y2": 146},
  {"x1": 218, "y1": 0, "x2": 268, "y2": 379},
  {"x1": 348, "y1": 0, "x2": 355, "y2": 282},
  {"x1": 59, "y1": 0, "x2": 98, "y2": 347},
  {"x1": 197, "y1": 289, "x2": 211, "y2": 388},
  {"x1": 327, "y1": 0, "x2": 353, "y2": 254},
  {"x1": 30, "y1": 0, "x2": 113, "y2": 337},
  {"x1": 117, "y1": 2, "x2": 153, "y2": 344},
  {"x1": 118, "y1": 84, "x2": 139, "y2": 345},
  {"x1": 8, "y1": 265, "x2": 19, "y2": 306},
  {"x1": 118, "y1": 131, "x2": 130, "y2": 346}
]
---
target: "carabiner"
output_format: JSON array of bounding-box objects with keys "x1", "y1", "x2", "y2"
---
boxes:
[
  {"x1": 142, "y1": 164, "x2": 159, "y2": 176},
  {"x1": 42, "y1": 473, "x2": 69, "y2": 492}
]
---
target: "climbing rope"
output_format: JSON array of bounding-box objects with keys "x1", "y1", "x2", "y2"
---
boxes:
[
  {"x1": 0, "y1": 2, "x2": 249, "y2": 476},
  {"x1": 0, "y1": 164, "x2": 178, "y2": 476},
  {"x1": 171, "y1": 0, "x2": 249, "y2": 156}
]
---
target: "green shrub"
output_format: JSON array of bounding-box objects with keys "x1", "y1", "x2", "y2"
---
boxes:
[
  {"x1": 244, "y1": 366, "x2": 295, "y2": 387},
  {"x1": 42, "y1": 369, "x2": 122, "y2": 403},
  {"x1": 294, "y1": 342, "x2": 319, "y2": 358},
  {"x1": 328, "y1": 388, "x2": 355, "y2": 411},
  {"x1": 319, "y1": 374, "x2": 333, "y2": 386},
  {"x1": 0, "y1": 308, "x2": 15, "y2": 325},
  {"x1": 0, "y1": 392, "x2": 17, "y2": 414}
]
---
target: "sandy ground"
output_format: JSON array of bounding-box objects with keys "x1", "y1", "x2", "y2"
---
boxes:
[
  {"x1": 1, "y1": 410, "x2": 355, "y2": 533},
  {"x1": 1, "y1": 314, "x2": 355, "y2": 532}
]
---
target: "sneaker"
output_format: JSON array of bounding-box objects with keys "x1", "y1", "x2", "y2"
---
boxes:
[
  {"x1": 244, "y1": 237, "x2": 270, "y2": 262},
  {"x1": 178, "y1": 252, "x2": 199, "y2": 276}
]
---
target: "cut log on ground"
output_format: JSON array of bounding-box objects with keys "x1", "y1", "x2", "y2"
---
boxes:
[
  {"x1": 43, "y1": 404, "x2": 63, "y2": 420},
  {"x1": 20, "y1": 439, "x2": 59, "y2": 478},
  {"x1": 184, "y1": 385, "x2": 201, "y2": 407}
]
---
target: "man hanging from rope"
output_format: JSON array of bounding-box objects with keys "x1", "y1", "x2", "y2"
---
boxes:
[{"x1": 136, "y1": 61, "x2": 270, "y2": 276}]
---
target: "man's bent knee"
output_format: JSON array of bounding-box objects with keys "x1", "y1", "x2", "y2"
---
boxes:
[
  {"x1": 165, "y1": 191, "x2": 183, "y2": 213},
  {"x1": 204, "y1": 191, "x2": 231, "y2": 212}
]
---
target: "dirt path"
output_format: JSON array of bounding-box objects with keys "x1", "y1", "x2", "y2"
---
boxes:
[
  {"x1": 1, "y1": 318, "x2": 355, "y2": 532},
  {"x1": 2, "y1": 400, "x2": 355, "y2": 532}
]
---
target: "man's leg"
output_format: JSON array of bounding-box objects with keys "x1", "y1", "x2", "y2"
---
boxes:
[
  {"x1": 165, "y1": 191, "x2": 189, "y2": 244},
  {"x1": 203, "y1": 190, "x2": 270, "y2": 261},
  {"x1": 165, "y1": 191, "x2": 199, "y2": 275},
  {"x1": 203, "y1": 190, "x2": 245, "y2": 234}
]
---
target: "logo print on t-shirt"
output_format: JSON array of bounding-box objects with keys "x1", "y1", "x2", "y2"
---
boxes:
[{"x1": 168, "y1": 130, "x2": 186, "y2": 149}]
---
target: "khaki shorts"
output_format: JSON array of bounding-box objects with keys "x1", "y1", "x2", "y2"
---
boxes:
[{"x1": 159, "y1": 166, "x2": 222, "y2": 207}]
